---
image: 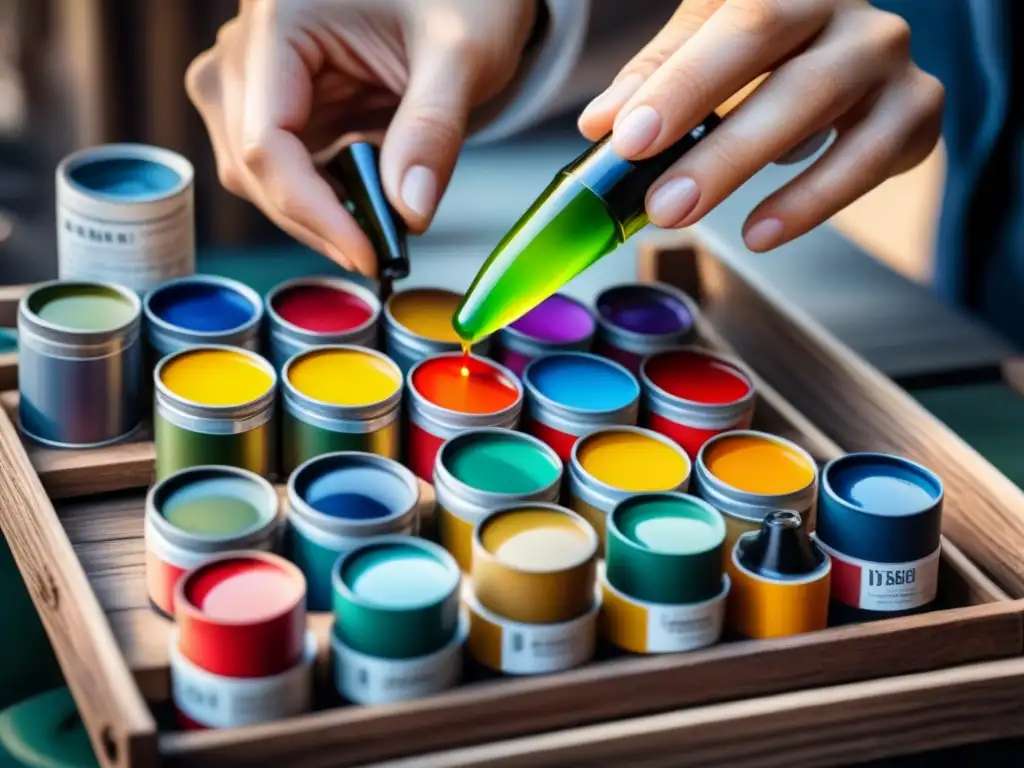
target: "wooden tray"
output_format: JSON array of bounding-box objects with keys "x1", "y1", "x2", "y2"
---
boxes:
[{"x1": 0, "y1": 239, "x2": 1021, "y2": 768}]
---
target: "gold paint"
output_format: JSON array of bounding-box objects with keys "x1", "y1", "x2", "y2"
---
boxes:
[
  {"x1": 466, "y1": 597, "x2": 504, "y2": 672},
  {"x1": 388, "y1": 288, "x2": 462, "y2": 343},
  {"x1": 569, "y1": 494, "x2": 609, "y2": 552},
  {"x1": 437, "y1": 504, "x2": 475, "y2": 573},
  {"x1": 599, "y1": 578, "x2": 648, "y2": 654}
]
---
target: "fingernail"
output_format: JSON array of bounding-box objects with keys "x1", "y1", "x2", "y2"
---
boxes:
[
  {"x1": 611, "y1": 105, "x2": 662, "y2": 157},
  {"x1": 647, "y1": 177, "x2": 700, "y2": 227},
  {"x1": 579, "y1": 74, "x2": 645, "y2": 122},
  {"x1": 744, "y1": 218, "x2": 785, "y2": 251},
  {"x1": 401, "y1": 165, "x2": 437, "y2": 219}
]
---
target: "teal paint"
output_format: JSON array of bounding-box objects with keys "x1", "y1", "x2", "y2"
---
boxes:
[
  {"x1": 617, "y1": 497, "x2": 724, "y2": 554},
  {"x1": 446, "y1": 431, "x2": 560, "y2": 494},
  {"x1": 342, "y1": 543, "x2": 456, "y2": 608},
  {"x1": 0, "y1": 687, "x2": 98, "y2": 767}
]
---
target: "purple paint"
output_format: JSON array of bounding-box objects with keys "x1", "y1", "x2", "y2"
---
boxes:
[
  {"x1": 509, "y1": 294, "x2": 595, "y2": 343},
  {"x1": 597, "y1": 285, "x2": 693, "y2": 335}
]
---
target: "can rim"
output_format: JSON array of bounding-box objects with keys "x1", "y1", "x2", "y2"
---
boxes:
[
  {"x1": 498, "y1": 293, "x2": 597, "y2": 350},
  {"x1": 143, "y1": 274, "x2": 264, "y2": 342},
  {"x1": 639, "y1": 344, "x2": 757, "y2": 413},
  {"x1": 154, "y1": 344, "x2": 278, "y2": 414},
  {"x1": 522, "y1": 351, "x2": 640, "y2": 419},
  {"x1": 607, "y1": 490, "x2": 726, "y2": 559},
  {"x1": 594, "y1": 282, "x2": 699, "y2": 348},
  {"x1": 819, "y1": 451, "x2": 944, "y2": 520},
  {"x1": 471, "y1": 502, "x2": 599, "y2": 576},
  {"x1": 406, "y1": 352, "x2": 524, "y2": 425},
  {"x1": 20, "y1": 279, "x2": 142, "y2": 340},
  {"x1": 265, "y1": 275, "x2": 381, "y2": 342},
  {"x1": 731, "y1": 528, "x2": 832, "y2": 585},
  {"x1": 696, "y1": 429, "x2": 819, "y2": 501},
  {"x1": 281, "y1": 344, "x2": 403, "y2": 415},
  {"x1": 57, "y1": 142, "x2": 195, "y2": 205}
]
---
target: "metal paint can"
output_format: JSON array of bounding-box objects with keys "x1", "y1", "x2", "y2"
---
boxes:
[
  {"x1": 471, "y1": 504, "x2": 598, "y2": 625},
  {"x1": 56, "y1": 143, "x2": 195, "y2": 293},
  {"x1": 594, "y1": 283, "x2": 699, "y2": 375},
  {"x1": 145, "y1": 465, "x2": 281, "y2": 617},
  {"x1": 405, "y1": 353, "x2": 523, "y2": 482},
  {"x1": 280, "y1": 346, "x2": 403, "y2": 475},
  {"x1": 726, "y1": 510, "x2": 831, "y2": 639},
  {"x1": 332, "y1": 537, "x2": 462, "y2": 660},
  {"x1": 522, "y1": 352, "x2": 640, "y2": 463},
  {"x1": 384, "y1": 287, "x2": 490, "y2": 375},
  {"x1": 287, "y1": 452, "x2": 420, "y2": 611},
  {"x1": 154, "y1": 346, "x2": 277, "y2": 481},
  {"x1": 434, "y1": 428, "x2": 563, "y2": 572},
  {"x1": 496, "y1": 293, "x2": 595, "y2": 378},
  {"x1": 266, "y1": 276, "x2": 381, "y2": 371},
  {"x1": 815, "y1": 452, "x2": 944, "y2": 624},
  {"x1": 567, "y1": 425, "x2": 691, "y2": 548},
  {"x1": 640, "y1": 346, "x2": 756, "y2": 460},
  {"x1": 17, "y1": 280, "x2": 142, "y2": 448}
]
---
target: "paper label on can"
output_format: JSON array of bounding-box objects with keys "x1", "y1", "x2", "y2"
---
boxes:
[
  {"x1": 814, "y1": 537, "x2": 941, "y2": 612},
  {"x1": 642, "y1": 596, "x2": 726, "y2": 653},
  {"x1": 499, "y1": 615, "x2": 596, "y2": 675}
]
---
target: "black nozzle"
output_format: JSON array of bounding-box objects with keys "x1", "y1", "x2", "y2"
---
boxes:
[{"x1": 737, "y1": 509, "x2": 825, "y2": 579}]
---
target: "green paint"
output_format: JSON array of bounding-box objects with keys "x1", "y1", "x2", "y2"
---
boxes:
[
  {"x1": 342, "y1": 543, "x2": 456, "y2": 608},
  {"x1": 618, "y1": 498, "x2": 724, "y2": 555},
  {"x1": 29, "y1": 285, "x2": 135, "y2": 332},
  {"x1": 162, "y1": 478, "x2": 263, "y2": 536},
  {"x1": 0, "y1": 687, "x2": 98, "y2": 767},
  {"x1": 447, "y1": 433, "x2": 559, "y2": 494}
]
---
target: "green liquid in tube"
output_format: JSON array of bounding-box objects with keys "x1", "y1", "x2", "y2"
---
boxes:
[{"x1": 453, "y1": 113, "x2": 721, "y2": 343}]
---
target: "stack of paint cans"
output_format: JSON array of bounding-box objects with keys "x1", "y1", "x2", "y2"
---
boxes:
[
  {"x1": 593, "y1": 283, "x2": 698, "y2": 374},
  {"x1": 521, "y1": 352, "x2": 640, "y2": 462},
  {"x1": 384, "y1": 288, "x2": 489, "y2": 374},
  {"x1": 694, "y1": 430, "x2": 819, "y2": 563},
  {"x1": 567, "y1": 426, "x2": 691, "y2": 547},
  {"x1": 286, "y1": 453, "x2": 420, "y2": 610},
  {"x1": 434, "y1": 429, "x2": 563, "y2": 571},
  {"x1": 726, "y1": 510, "x2": 831, "y2": 639},
  {"x1": 465, "y1": 505, "x2": 600, "y2": 676},
  {"x1": 815, "y1": 453, "x2": 944, "y2": 625},
  {"x1": 331, "y1": 537, "x2": 465, "y2": 704},
  {"x1": 496, "y1": 293, "x2": 595, "y2": 377},
  {"x1": 170, "y1": 552, "x2": 316, "y2": 729},
  {"x1": 600, "y1": 492, "x2": 729, "y2": 654}
]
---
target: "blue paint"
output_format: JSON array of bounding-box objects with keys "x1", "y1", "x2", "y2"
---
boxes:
[
  {"x1": 305, "y1": 492, "x2": 391, "y2": 520},
  {"x1": 827, "y1": 455, "x2": 941, "y2": 517},
  {"x1": 68, "y1": 158, "x2": 181, "y2": 200},
  {"x1": 148, "y1": 279, "x2": 256, "y2": 332},
  {"x1": 527, "y1": 353, "x2": 638, "y2": 412},
  {"x1": 294, "y1": 456, "x2": 416, "y2": 522}
]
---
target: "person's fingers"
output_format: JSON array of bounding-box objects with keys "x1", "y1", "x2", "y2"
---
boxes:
[
  {"x1": 740, "y1": 67, "x2": 944, "y2": 252},
  {"x1": 644, "y1": 9, "x2": 913, "y2": 228},
  {"x1": 610, "y1": 0, "x2": 832, "y2": 160}
]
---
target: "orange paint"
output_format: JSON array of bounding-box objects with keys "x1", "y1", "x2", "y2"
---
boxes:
[{"x1": 412, "y1": 356, "x2": 519, "y2": 414}]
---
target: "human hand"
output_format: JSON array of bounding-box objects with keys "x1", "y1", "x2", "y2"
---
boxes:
[
  {"x1": 578, "y1": 0, "x2": 944, "y2": 252},
  {"x1": 186, "y1": 0, "x2": 537, "y2": 275}
]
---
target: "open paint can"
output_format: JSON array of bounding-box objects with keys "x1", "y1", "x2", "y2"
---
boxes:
[
  {"x1": 384, "y1": 288, "x2": 490, "y2": 374},
  {"x1": 594, "y1": 283, "x2": 699, "y2": 374},
  {"x1": 145, "y1": 465, "x2": 281, "y2": 617},
  {"x1": 816, "y1": 452, "x2": 944, "y2": 624},
  {"x1": 405, "y1": 353, "x2": 523, "y2": 481},
  {"x1": 727, "y1": 510, "x2": 831, "y2": 639},
  {"x1": 154, "y1": 345, "x2": 277, "y2": 481},
  {"x1": 471, "y1": 504, "x2": 598, "y2": 625},
  {"x1": 266, "y1": 276, "x2": 381, "y2": 370},
  {"x1": 640, "y1": 346, "x2": 756, "y2": 459},
  {"x1": 18, "y1": 280, "x2": 143, "y2": 447},
  {"x1": 496, "y1": 293, "x2": 595, "y2": 377},
  {"x1": 434, "y1": 428, "x2": 563, "y2": 571},
  {"x1": 287, "y1": 452, "x2": 420, "y2": 610},
  {"x1": 332, "y1": 537, "x2": 462, "y2": 660},
  {"x1": 568, "y1": 425, "x2": 691, "y2": 547},
  {"x1": 280, "y1": 346, "x2": 403, "y2": 475},
  {"x1": 522, "y1": 352, "x2": 640, "y2": 462}
]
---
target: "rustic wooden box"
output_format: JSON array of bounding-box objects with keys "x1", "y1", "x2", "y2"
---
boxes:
[{"x1": 0, "y1": 239, "x2": 1021, "y2": 768}]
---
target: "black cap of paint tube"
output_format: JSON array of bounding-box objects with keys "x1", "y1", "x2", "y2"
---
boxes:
[
  {"x1": 737, "y1": 510, "x2": 826, "y2": 580},
  {"x1": 323, "y1": 142, "x2": 410, "y2": 282}
]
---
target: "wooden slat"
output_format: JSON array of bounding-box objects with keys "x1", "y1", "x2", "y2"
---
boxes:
[
  {"x1": 0, "y1": 283, "x2": 28, "y2": 327},
  {"x1": 0, "y1": 352, "x2": 16, "y2": 391}
]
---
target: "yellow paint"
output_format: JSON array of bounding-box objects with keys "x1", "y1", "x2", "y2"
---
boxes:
[
  {"x1": 389, "y1": 289, "x2": 462, "y2": 343},
  {"x1": 576, "y1": 430, "x2": 690, "y2": 492},
  {"x1": 726, "y1": 551, "x2": 830, "y2": 639},
  {"x1": 287, "y1": 348, "x2": 400, "y2": 405},
  {"x1": 599, "y1": 579, "x2": 648, "y2": 654},
  {"x1": 704, "y1": 434, "x2": 814, "y2": 495},
  {"x1": 437, "y1": 504, "x2": 475, "y2": 572},
  {"x1": 159, "y1": 348, "x2": 273, "y2": 406}
]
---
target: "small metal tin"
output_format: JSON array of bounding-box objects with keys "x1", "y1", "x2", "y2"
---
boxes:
[
  {"x1": 17, "y1": 280, "x2": 143, "y2": 448},
  {"x1": 153, "y1": 345, "x2": 277, "y2": 481},
  {"x1": 594, "y1": 282, "x2": 699, "y2": 374},
  {"x1": 434, "y1": 428, "x2": 563, "y2": 571},
  {"x1": 405, "y1": 353, "x2": 523, "y2": 481},
  {"x1": 384, "y1": 287, "x2": 490, "y2": 375},
  {"x1": 605, "y1": 492, "x2": 725, "y2": 605},
  {"x1": 174, "y1": 551, "x2": 308, "y2": 678},
  {"x1": 640, "y1": 346, "x2": 756, "y2": 459},
  {"x1": 287, "y1": 452, "x2": 420, "y2": 611},
  {"x1": 522, "y1": 352, "x2": 640, "y2": 462},
  {"x1": 280, "y1": 346, "x2": 403, "y2": 475},
  {"x1": 265, "y1": 276, "x2": 381, "y2": 371},
  {"x1": 726, "y1": 510, "x2": 831, "y2": 639},
  {"x1": 145, "y1": 465, "x2": 281, "y2": 617},
  {"x1": 816, "y1": 452, "x2": 944, "y2": 624},
  {"x1": 497, "y1": 293, "x2": 596, "y2": 378},
  {"x1": 332, "y1": 537, "x2": 462, "y2": 660},
  {"x1": 471, "y1": 504, "x2": 598, "y2": 625},
  {"x1": 56, "y1": 143, "x2": 195, "y2": 293}
]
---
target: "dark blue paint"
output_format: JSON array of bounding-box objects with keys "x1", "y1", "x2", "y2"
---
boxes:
[
  {"x1": 69, "y1": 158, "x2": 181, "y2": 199},
  {"x1": 307, "y1": 491, "x2": 392, "y2": 520},
  {"x1": 148, "y1": 280, "x2": 256, "y2": 332}
]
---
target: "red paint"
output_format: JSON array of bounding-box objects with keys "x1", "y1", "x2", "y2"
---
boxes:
[
  {"x1": 407, "y1": 420, "x2": 447, "y2": 481},
  {"x1": 524, "y1": 415, "x2": 580, "y2": 463},
  {"x1": 643, "y1": 349, "x2": 752, "y2": 405},
  {"x1": 146, "y1": 548, "x2": 187, "y2": 617},
  {"x1": 411, "y1": 356, "x2": 520, "y2": 414},
  {"x1": 645, "y1": 410, "x2": 751, "y2": 462},
  {"x1": 176, "y1": 553, "x2": 306, "y2": 678},
  {"x1": 594, "y1": 339, "x2": 644, "y2": 375},
  {"x1": 272, "y1": 284, "x2": 373, "y2": 333}
]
